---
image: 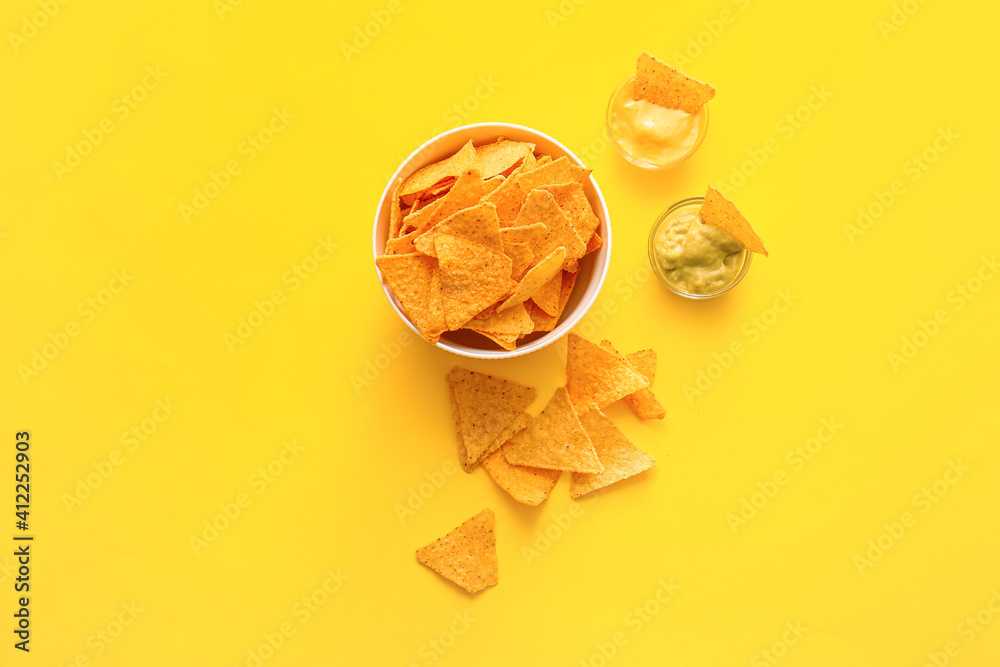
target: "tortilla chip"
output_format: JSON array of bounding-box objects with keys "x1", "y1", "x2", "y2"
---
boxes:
[
  {"x1": 482, "y1": 174, "x2": 506, "y2": 196},
  {"x1": 518, "y1": 151, "x2": 538, "y2": 173},
  {"x1": 624, "y1": 349, "x2": 665, "y2": 420},
  {"x1": 384, "y1": 230, "x2": 419, "y2": 255},
  {"x1": 500, "y1": 222, "x2": 547, "y2": 250},
  {"x1": 527, "y1": 269, "x2": 578, "y2": 332},
  {"x1": 401, "y1": 140, "x2": 481, "y2": 205},
  {"x1": 570, "y1": 409, "x2": 656, "y2": 498},
  {"x1": 482, "y1": 442, "x2": 561, "y2": 506},
  {"x1": 537, "y1": 182, "x2": 600, "y2": 250},
  {"x1": 634, "y1": 51, "x2": 715, "y2": 115},
  {"x1": 415, "y1": 202, "x2": 503, "y2": 258},
  {"x1": 498, "y1": 247, "x2": 566, "y2": 312},
  {"x1": 424, "y1": 268, "x2": 447, "y2": 344},
  {"x1": 585, "y1": 231, "x2": 603, "y2": 254},
  {"x1": 566, "y1": 333, "x2": 649, "y2": 414},
  {"x1": 534, "y1": 155, "x2": 552, "y2": 167},
  {"x1": 374, "y1": 253, "x2": 438, "y2": 342},
  {"x1": 436, "y1": 235, "x2": 514, "y2": 330},
  {"x1": 482, "y1": 172, "x2": 527, "y2": 223},
  {"x1": 387, "y1": 178, "x2": 404, "y2": 240},
  {"x1": 474, "y1": 330, "x2": 518, "y2": 350},
  {"x1": 514, "y1": 157, "x2": 591, "y2": 194},
  {"x1": 405, "y1": 166, "x2": 487, "y2": 237},
  {"x1": 416, "y1": 509, "x2": 498, "y2": 594},
  {"x1": 464, "y1": 301, "x2": 534, "y2": 337},
  {"x1": 504, "y1": 240, "x2": 534, "y2": 282},
  {"x1": 530, "y1": 270, "x2": 563, "y2": 317},
  {"x1": 447, "y1": 367, "x2": 537, "y2": 468},
  {"x1": 700, "y1": 186, "x2": 767, "y2": 256},
  {"x1": 476, "y1": 139, "x2": 536, "y2": 180},
  {"x1": 599, "y1": 342, "x2": 665, "y2": 420},
  {"x1": 505, "y1": 387, "x2": 603, "y2": 473},
  {"x1": 512, "y1": 189, "x2": 586, "y2": 269}
]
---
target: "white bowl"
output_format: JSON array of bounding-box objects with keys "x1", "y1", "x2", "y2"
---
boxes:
[{"x1": 372, "y1": 122, "x2": 612, "y2": 359}]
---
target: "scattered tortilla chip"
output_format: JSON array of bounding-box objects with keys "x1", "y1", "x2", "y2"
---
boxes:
[
  {"x1": 374, "y1": 253, "x2": 438, "y2": 342},
  {"x1": 482, "y1": 442, "x2": 561, "y2": 506},
  {"x1": 476, "y1": 139, "x2": 536, "y2": 180},
  {"x1": 537, "y1": 182, "x2": 601, "y2": 250},
  {"x1": 531, "y1": 269, "x2": 563, "y2": 317},
  {"x1": 600, "y1": 342, "x2": 665, "y2": 420},
  {"x1": 512, "y1": 190, "x2": 586, "y2": 269},
  {"x1": 505, "y1": 387, "x2": 603, "y2": 473},
  {"x1": 497, "y1": 247, "x2": 566, "y2": 312},
  {"x1": 448, "y1": 367, "x2": 536, "y2": 469},
  {"x1": 700, "y1": 186, "x2": 767, "y2": 256},
  {"x1": 415, "y1": 203, "x2": 503, "y2": 258},
  {"x1": 436, "y1": 235, "x2": 514, "y2": 330},
  {"x1": 401, "y1": 140, "x2": 481, "y2": 206},
  {"x1": 416, "y1": 509, "x2": 498, "y2": 594},
  {"x1": 634, "y1": 51, "x2": 715, "y2": 115},
  {"x1": 514, "y1": 156, "x2": 591, "y2": 194},
  {"x1": 504, "y1": 240, "x2": 534, "y2": 281},
  {"x1": 566, "y1": 333, "x2": 649, "y2": 414},
  {"x1": 570, "y1": 410, "x2": 656, "y2": 498}
]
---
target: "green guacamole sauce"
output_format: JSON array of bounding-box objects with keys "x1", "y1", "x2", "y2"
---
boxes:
[{"x1": 654, "y1": 207, "x2": 746, "y2": 295}]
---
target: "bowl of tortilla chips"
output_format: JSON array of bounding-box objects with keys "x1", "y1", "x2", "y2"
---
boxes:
[{"x1": 373, "y1": 122, "x2": 611, "y2": 359}]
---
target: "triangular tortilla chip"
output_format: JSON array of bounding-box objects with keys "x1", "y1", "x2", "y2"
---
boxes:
[
  {"x1": 448, "y1": 367, "x2": 536, "y2": 468},
  {"x1": 503, "y1": 240, "x2": 534, "y2": 281},
  {"x1": 530, "y1": 270, "x2": 563, "y2": 317},
  {"x1": 566, "y1": 333, "x2": 649, "y2": 413},
  {"x1": 463, "y1": 301, "x2": 534, "y2": 337},
  {"x1": 401, "y1": 140, "x2": 481, "y2": 205},
  {"x1": 512, "y1": 189, "x2": 586, "y2": 269},
  {"x1": 416, "y1": 509, "x2": 498, "y2": 594},
  {"x1": 374, "y1": 253, "x2": 438, "y2": 342},
  {"x1": 700, "y1": 186, "x2": 767, "y2": 256},
  {"x1": 634, "y1": 51, "x2": 715, "y2": 114},
  {"x1": 536, "y1": 182, "x2": 601, "y2": 250},
  {"x1": 570, "y1": 409, "x2": 656, "y2": 498},
  {"x1": 387, "y1": 178, "x2": 404, "y2": 240},
  {"x1": 505, "y1": 387, "x2": 603, "y2": 473},
  {"x1": 415, "y1": 202, "x2": 503, "y2": 258},
  {"x1": 526, "y1": 270, "x2": 578, "y2": 332},
  {"x1": 475, "y1": 139, "x2": 536, "y2": 180},
  {"x1": 599, "y1": 341, "x2": 665, "y2": 420},
  {"x1": 482, "y1": 174, "x2": 506, "y2": 196},
  {"x1": 482, "y1": 170, "x2": 527, "y2": 223},
  {"x1": 514, "y1": 156, "x2": 591, "y2": 194},
  {"x1": 405, "y1": 166, "x2": 487, "y2": 236},
  {"x1": 497, "y1": 247, "x2": 566, "y2": 312},
  {"x1": 436, "y1": 235, "x2": 514, "y2": 330},
  {"x1": 424, "y1": 268, "x2": 447, "y2": 344},
  {"x1": 474, "y1": 330, "x2": 518, "y2": 351},
  {"x1": 482, "y1": 442, "x2": 561, "y2": 506}
]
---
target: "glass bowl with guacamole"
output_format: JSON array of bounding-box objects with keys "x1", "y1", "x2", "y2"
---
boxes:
[{"x1": 648, "y1": 196, "x2": 751, "y2": 298}]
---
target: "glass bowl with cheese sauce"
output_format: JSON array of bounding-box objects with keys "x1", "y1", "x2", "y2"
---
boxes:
[
  {"x1": 606, "y1": 75, "x2": 709, "y2": 170},
  {"x1": 648, "y1": 196, "x2": 751, "y2": 299}
]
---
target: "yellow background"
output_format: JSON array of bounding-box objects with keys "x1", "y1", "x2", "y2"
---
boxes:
[{"x1": 2, "y1": 0, "x2": 999, "y2": 665}]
